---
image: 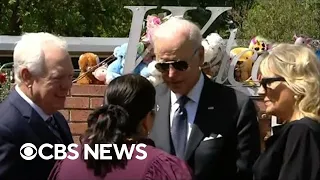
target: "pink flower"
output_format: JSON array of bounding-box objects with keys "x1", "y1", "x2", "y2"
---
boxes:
[
  {"x1": 146, "y1": 16, "x2": 161, "y2": 29},
  {"x1": 145, "y1": 15, "x2": 162, "y2": 43},
  {"x1": 152, "y1": 17, "x2": 161, "y2": 25}
]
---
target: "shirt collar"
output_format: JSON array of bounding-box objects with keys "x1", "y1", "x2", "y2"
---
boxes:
[
  {"x1": 15, "y1": 85, "x2": 50, "y2": 121},
  {"x1": 171, "y1": 72, "x2": 204, "y2": 105}
]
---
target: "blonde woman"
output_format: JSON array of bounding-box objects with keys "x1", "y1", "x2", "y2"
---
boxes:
[{"x1": 253, "y1": 43, "x2": 320, "y2": 180}]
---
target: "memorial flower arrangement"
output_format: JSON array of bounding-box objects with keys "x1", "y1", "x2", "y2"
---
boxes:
[
  {"x1": 141, "y1": 13, "x2": 172, "y2": 45},
  {"x1": 0, "y1": 62, "x2": 13, "y2": 102},
  {"x1": 143, "y1": 15, "x2": 162, "y2": 44}
]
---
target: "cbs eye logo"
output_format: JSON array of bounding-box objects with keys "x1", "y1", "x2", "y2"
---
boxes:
[{"x1": 20, "y1": 143, "x2": 37, "y2": 160}]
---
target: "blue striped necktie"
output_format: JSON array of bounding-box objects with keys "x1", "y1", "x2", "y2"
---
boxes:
[{"x1": 171, "y1": 95, "x2": 189, "y2": 159}]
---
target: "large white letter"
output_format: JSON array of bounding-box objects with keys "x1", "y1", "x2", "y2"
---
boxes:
[
  {"x1": 83, "y1": 144, "x2": 99, "y2": 160},
  {"x1": 54, "y1": 144, "x2": 67, "y2": 160},
  {"x1": 113, "y1": 144, "x2": 135, "y2": 160},
  {"x1": 215, "y1": 28, "x2": 238, "y2": 84},
  {"x1": 135, "y1": 143, "x2": 147, "y2": 160},
  {"x1": 38, "y1": 143, "x2": 53, "y2": 160},
  {"x1": 161, "y1": 6, "x2": 196, "y2": 17},
  {"x1": 67, "y1": 144, "x2": 79, "y2": 160},
  {"x1": 200, "y1": 7, "x2": 231, "y2": 35},
  {"x1": 100, "y1": 144, "x2": 112, "y2": 160},
  {"x1": 123, "y1": 6, "x2": 156, "y2": 74}
]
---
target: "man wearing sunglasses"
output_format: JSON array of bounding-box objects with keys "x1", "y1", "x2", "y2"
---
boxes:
[{"x1": 149, "y1": 17, "x2": 261, "y2": 180}]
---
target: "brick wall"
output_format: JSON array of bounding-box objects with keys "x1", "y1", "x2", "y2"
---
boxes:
[
  {"x1": 61, "y1": 84, "x2": 269, "y2": 148},
  {"x1": 60, "y1": 84, "x2": 107, "y2": 144}
]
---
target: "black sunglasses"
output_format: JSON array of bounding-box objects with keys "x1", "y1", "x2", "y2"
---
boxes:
[
  {"x1": 155, "y1": 61, "x2": 189, "y2": 73},
  {"x1": 259, "y1": 77, "x2": 286, "y2": 90},
  {"x1": 155, "y1": 47, "x2": 200, "y2": 73}
]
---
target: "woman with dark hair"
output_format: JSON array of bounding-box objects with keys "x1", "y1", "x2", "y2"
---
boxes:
[{"x1": 48, "y1": 74, "x2": 193, "y2": 180}]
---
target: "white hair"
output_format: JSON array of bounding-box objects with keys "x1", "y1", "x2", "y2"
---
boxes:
[
  {"x1": 152, "y1": 17, "x2": 202, "y2": 49},
  {"x1": 13, "y1": 32, "x2": 68, "y2": 84}
]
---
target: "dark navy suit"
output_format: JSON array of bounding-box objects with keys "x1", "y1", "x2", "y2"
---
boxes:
[
  {"x1": 150, "y1": 74, "x2": 261, "y2": 180},
  {"x1": 0, "y1": 88, "x2": 73, "y2": 180}
]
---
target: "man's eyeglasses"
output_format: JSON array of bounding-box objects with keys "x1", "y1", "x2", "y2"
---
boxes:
[
  {"x1": 259, "y1": 77, "x2": 286, "y2": 90},
  {"x1": 155, "y1": 47, "x2": 199, "y2": 73}
]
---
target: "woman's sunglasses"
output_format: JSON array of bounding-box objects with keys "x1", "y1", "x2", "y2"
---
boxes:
[
  {"x1": 155, "y1": 61, "x2": 189, "y2": 73},
  {"x1": 259, "y1": 77, "x2": 286, "y2": 90}
]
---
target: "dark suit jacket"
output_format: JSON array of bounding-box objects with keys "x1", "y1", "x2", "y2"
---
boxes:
[
  {"x1": 0, "y1": 89, "x2": 74, "y2": 180},
  {"x1": 150, "y1": 74, "x2": 261, "y2": 180},
  {"x1": 253, "y1": 117, "x2": 320, "y2": 180}
]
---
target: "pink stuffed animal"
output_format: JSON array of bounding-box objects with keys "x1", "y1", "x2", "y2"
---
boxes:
[
  {"x1": 92, "y1": 65, "x2": 108, "y2": 84},
  {"x1": 294, "y1": 34, "x2": 313, "y2": 47}
]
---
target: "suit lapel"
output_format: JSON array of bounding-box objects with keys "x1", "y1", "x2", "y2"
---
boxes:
[
  {"x1": 152, "y1": 84, "x2": 172, "y2": 153},
  {"x1": 53, "y1": 114, "x2": 73, "y2": 144},
  {"x1": 29, "y1": 110, "x2": 59, "y2": 144},
  {"x1": 185, "y1": 75, "x2": 220, "y2": 160},
  {"x1": 9, "y1": 88, "x2": 64, "y2": 144}
]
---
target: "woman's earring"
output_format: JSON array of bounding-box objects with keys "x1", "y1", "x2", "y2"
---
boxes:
[
  {"x1": 294, "y1": 95, "x2": 299, "y2": 100},
  {"x1": 140, "y1": 127, "x2": 148, "y2": 137},
  {"x1": 144, "y1": 128, "x2": 149, "y2": 136}
]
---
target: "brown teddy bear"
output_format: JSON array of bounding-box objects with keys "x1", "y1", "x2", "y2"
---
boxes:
[{"x1": 76, "y1": 53, "x2": 104, "y2": 84}]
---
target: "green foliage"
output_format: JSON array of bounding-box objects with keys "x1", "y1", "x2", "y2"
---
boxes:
[
  {"x1": 239, "y1": 0, "x2": 320, "y2": 42},
  {"x1": 0, "y1": 70, "x2": 12, "y2": 103},
  {"x1": 0, "y1": 0, "x2": 255, "y2": 38},
  {"x1": 0, "y1": 0, "x2": 318, "y2": 43},
  {"x1": 0, "y1": 0, "x2": 146, "y2": 37}
]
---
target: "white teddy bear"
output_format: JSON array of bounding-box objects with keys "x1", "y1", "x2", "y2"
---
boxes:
[
  {"x1": 147, "y1": 60, "x2": 163, "y2": 86},
  {"x1": 201, "y1": 33, "x2": 225, "y2": 78}
]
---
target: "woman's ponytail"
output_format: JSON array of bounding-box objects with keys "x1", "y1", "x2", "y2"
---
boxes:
[{"x1": 80, "y1": 104, "x2": 130, "y2": 176}]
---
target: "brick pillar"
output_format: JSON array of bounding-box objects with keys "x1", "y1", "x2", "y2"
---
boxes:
[{"x1": 60, "y1": 84, "x2": 107, "y2": 144}]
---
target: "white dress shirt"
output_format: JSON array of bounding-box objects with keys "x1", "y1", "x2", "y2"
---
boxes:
[
  {"x1": 170, "y1": 73, "x2": 204, "y2": 140},
  {"x1": 15, "y1": 85, "x2": 50, "y2": 121}
]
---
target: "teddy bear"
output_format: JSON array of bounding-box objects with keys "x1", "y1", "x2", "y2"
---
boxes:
[
  {"x1": 249, "y1": 36, "x2": 271, "y2": 55},
  {"x1": 146, "y1": 60, "x2": 163, "y2": 86},
  {"x1": 230, "y1": 47, "x2": 258, "y2": 82},
  {"x1": 76, "y1": 52, "x2": 104, "y2": 84},
  {"x1": 106, "y1": 42, "x2": 151, "y2": 84},
  {"x1": 201, "y1": 33, "x2": 225, "y2": 79},
  {"x1": 92, "y1": 65, "x2": 108, "y2": 84},
  {"x1": 294, "y1": 34, "x2": 313, "y2": 47},
  {"x1": 294, "y1": 35, "x2": 320, "y2": 60}
]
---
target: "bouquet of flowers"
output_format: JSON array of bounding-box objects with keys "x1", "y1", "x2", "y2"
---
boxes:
[{"x1": 141, "y1": 13, "x2": 172, "y2": 45}]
